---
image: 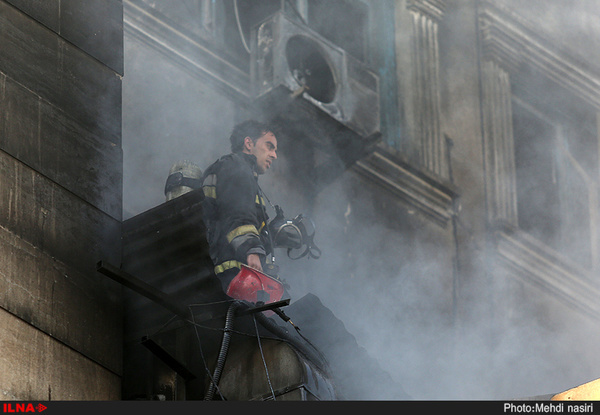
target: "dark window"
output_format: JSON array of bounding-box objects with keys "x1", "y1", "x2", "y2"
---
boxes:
[
  {"x1": 306, "y1": 0, "x2": 369, "y2": 62},
  {"x1": 226, "y1": 0, "x2": 369, "y2": 63},
  {"x1": 511, "y1": 77, "x2": 598, "y2": 267},
  {"x1": 221, "y1": 0, "x2": 281, "y2": 68},
  {"x1": 512, "y1": 99, "x2": 562, "y2": 248},
  {"x1": 139, "y1": 0, "x2": 371, "y2": 71}
]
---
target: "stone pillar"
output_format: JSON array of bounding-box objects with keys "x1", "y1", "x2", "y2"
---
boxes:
[
  {"x1": 480, "y1": 59, "x2": 518, "y2": 226},
  {"x1": 407, "y1": 0, "x2": 447, "y2": 178}
]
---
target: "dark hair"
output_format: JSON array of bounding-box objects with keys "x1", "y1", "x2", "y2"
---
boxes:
[{"x1": 229, "y1": 120, "x2": 272, "y2": 153}]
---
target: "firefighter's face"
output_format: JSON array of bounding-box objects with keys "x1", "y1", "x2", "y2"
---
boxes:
[{"x1": 244, "y1": 131, "x2": 278, "y2": 174}]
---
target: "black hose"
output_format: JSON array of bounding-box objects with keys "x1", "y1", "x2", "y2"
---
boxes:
[
  {"x1": 204, "y1": 300, "x2": 332, "y2": 400},
  {"x1": 204, "y1": 301, "x2": 242, "y2": 400}
]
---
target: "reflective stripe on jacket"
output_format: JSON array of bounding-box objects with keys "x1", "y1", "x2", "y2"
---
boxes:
[{"x1": 201, "y1": 152, "x2": 270, "y2": 275}]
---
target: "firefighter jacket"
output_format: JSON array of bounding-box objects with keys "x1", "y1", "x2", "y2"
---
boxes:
[{"x1": 201, "y1": 152, "x2": 270, "y2": 277}]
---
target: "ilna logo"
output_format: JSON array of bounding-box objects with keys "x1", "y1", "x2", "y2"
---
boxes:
[{"x1": 2, "y1": 403, "x2": 47, "y2": 413}]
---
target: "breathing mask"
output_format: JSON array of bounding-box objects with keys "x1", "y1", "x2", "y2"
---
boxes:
[{"x1": 268, "y1": 205, "x2": 322, "y2": 260}]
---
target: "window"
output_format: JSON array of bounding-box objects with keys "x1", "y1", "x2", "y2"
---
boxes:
[
  {"x1": 305, "y1": 0, "x2": 369, "y2": 62},
  {"x1": 228, "y1": 0, "x2": 370, "y2": 63},
  {"x1": 511, "y1": 72, "x2": 599, "y2": 267},
  {"x1": 512, "y1": 98, "x2": 561, "y2": 248}
]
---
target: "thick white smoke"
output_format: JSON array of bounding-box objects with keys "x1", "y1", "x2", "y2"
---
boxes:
[{"x1": 122, "y1": 0, "x2": 600, "y2": 400}]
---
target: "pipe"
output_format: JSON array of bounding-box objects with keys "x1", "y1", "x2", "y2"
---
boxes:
[{"x1": 204, "y1": 299, "x2": 332, "y2": 400}]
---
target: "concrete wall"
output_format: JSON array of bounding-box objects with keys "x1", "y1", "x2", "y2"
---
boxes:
[{"x1": 0, "y1": 0, "x2": 123, "y2": 400}]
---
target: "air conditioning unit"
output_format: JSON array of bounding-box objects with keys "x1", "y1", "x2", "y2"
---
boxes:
[{"x1": 250, "y1": 11, "x2": 381, "y2": 143}]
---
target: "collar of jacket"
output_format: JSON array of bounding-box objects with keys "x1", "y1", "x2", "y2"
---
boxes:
[{"x1": 237, "y1": 152, "x2": 259, "y2": 176}]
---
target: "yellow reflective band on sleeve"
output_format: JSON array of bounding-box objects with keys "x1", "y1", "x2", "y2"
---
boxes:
[
  {"x1": 203, "y1": 186, "x2": 216, "y2": 199},
  {"x1": 214, "y1": 260, "x2": 242, "y2": 275},
  {"x1": 226, "y1": 224, "x2": 259, "y2": 243},
  {"x1": 255, "y1": 195, "x2": 265, "y2": 206},
  {"x1": 202, "y1": 174, "x2": 217, "y2": 199},
  {"x1": 204, "y1": 174, "x2": 217, "y2": 186},
  {"x1": 258, "y1": 221, "x2": 266, "y2": 232}
]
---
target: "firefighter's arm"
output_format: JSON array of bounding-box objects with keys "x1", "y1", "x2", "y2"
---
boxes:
[{"x1": 217, "y1": 162, "x2": 266, "y2": 264}]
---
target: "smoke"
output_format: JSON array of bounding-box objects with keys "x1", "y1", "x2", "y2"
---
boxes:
[
  {"x1": 121, "y1": 0, "x2": 600, "y2": 401},
  {"x1": 122, "y1": 35, "x2": 235, "y2": 218}
]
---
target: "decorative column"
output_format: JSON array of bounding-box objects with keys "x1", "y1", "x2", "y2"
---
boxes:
[
  {"x1": 407, "y1": 0, "x2": 447, "y2": 178},
  {"x1": 479, "y1": 58, "x2": 518, "y2": 226}
]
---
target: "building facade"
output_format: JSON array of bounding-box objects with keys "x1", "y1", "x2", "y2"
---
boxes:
[
  {"x1": 1, "y1": 0, "x2": 600, "y2": 400},
  {"x1": 0, "y1": 0, "x2": 124, "y2": 400}
]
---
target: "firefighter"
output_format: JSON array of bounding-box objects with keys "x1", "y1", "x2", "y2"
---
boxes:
[{"x1": 201, "y1": 120, "x2": 278, "y2": 292}]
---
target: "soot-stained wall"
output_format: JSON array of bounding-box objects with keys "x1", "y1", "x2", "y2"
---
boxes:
[{"x1": 0, "y1": 0, "x2": 124, "y2": 400}]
